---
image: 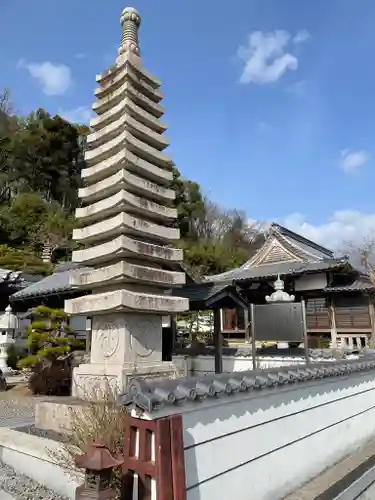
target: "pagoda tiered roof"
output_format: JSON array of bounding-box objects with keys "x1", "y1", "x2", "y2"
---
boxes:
[{"x1": 64, "y1": 7, "x2": 188, "y2": 316}]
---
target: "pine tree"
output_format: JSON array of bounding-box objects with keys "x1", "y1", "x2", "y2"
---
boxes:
[{"x1": 18, "y1": 305, "x2": 83, "y2": 368}]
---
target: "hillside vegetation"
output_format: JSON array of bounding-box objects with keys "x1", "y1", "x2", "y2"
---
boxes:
[{"x1": 0, "y1": 89, "x2": 263, "y2": 278}]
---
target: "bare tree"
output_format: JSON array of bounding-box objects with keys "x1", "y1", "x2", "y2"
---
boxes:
[
  {"x1": 0, "y1": 88, "x2": 13, "y2": 115},
  {"x1": 344, "y1": 236, "x2": 375, "y2": 285},
  {"x1": 192, "y1": 198, "x2": 262, "y2": 246}
]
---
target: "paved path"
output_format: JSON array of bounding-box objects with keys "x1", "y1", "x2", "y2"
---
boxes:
[{"x1": 0, "y1": 395, "x2": 35, "y2": 429}]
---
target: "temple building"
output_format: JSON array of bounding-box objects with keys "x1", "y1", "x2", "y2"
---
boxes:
[
  {"x1": 174, "y1": 223, "x2": 375, "y2": 349},
  {"x1": 10, "y1": 223, "x2": 375, "y2": 351},
  {"x1": 10, "y1": 262, "x2": 90, "y2": 341}
]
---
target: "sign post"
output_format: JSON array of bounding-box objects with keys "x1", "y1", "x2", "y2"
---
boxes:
[{"x1": 250, "y1": 304, "x2": 256, "y2": 370}]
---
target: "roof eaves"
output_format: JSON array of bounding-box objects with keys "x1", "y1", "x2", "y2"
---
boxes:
[
  {"x1": 324, "y1": 279, "x2": 374, "y2": 293},
  {"x1": 12, "y1": 284, "x2": 76, "y2": 300},
  {"x1": 233, "y1": 260, "x2": 346, "y2": 283},
  {"x1": 205, "y1": 285, "x2": 249, "y2": 310}
]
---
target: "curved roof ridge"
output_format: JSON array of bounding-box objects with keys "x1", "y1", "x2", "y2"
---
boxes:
[{"x1": 271, "y1": 223, "x2": 334, "y2": 258}]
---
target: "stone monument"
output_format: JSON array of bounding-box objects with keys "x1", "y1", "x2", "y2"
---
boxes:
[{"x1": 65, "y1": 6, "x2": 189, "y2": 398}]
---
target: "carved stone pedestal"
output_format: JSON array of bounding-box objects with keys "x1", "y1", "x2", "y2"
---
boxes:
[{"x1": 72, "y1": 312, "x2": 177, "y2": 399}]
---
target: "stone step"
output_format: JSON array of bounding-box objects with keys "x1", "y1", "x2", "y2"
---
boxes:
[{"x1": 0, "y1": 490, "x2": 16, "y2": 500}]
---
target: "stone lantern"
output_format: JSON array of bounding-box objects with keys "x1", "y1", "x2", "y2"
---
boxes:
[
  {"x1": 75, "y1": 441, "x2": 123, "y2": 499},
  {"x1": 0, "y1": 305, "x2": 19, "y2": 373}
]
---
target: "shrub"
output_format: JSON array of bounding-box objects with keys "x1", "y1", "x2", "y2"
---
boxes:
[
  {"x1": 50, "y1": 380, "x2": 127, "y2": 498},
  {"x1": 18, "y1": 305, "x2": 84, "y2": 395},
  {"x1": 28, "y1": 359, "x2": 72, "y2": 396}
]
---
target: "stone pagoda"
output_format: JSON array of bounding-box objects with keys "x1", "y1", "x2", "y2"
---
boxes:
[{"x1": 65, "y1": 7, "x2": 189, "y2": 397}]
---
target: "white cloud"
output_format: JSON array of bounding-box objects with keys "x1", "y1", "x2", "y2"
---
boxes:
[
  {"x1": 18, "y1": 59, "x2": 73, "y2": 96},
  {"x1": 59, "y1": 106, "x2": 93, "y2": 124},
  {"x1": 339, "y1": 149, "x2": 370, "y2": 173},
  {"x1": 293, "y1": 30, "x2": 311, "y2": 45},
  {"x1": 237, "y1": 29, "x2": 310, "y2": 85},
  {"x1": 281, "y1": 211, "x2": 375, "y2": 251}
]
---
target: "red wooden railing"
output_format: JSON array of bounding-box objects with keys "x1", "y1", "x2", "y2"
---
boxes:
[{"x1": 122, "y1": 414, "x2": 186, "y2": 500}]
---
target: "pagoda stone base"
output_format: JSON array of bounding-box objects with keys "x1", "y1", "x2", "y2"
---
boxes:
[
  {"x1": 71, "y1": 311, "x2": 177, "y2": 399},
  {"x1": 71, "y1": 361, "x2": 176, "y2": 399}
]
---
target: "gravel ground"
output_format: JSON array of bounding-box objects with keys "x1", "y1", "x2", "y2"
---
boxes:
[
  {"x1": 0, "y1": 395, "x2": 35, "y2": 428},
  {"x1": 0, "y1": 461, "x2": 69, "y2": 500},
  {"x1": 0, "y1": 393, "x2": 70, "y2": 499}
]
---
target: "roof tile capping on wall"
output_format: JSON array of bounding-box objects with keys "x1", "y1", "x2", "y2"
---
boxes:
[
  {"x1": 120, "y1": 356, "x2": 375, "y2": 500},
  {"x1": 120, "y1": 357, "x2": 375, "y2": 414}
]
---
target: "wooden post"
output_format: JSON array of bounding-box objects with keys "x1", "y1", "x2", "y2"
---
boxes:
[
  {"x1": 368, "y1": 295, "x2": 375, "y2": 348},
  {"x1": 301, "y1": 299, "x2": 310, "y2": 364},
  {"x1": 250, "y1": 304, "x2": 257, "y2": 370},
  {"x1": 329, "y1": 298, "x2": 337, "y2": 348},
  {"x1": 244, "y1": 308, "x2": 250, "y2": 344},
  {"x1": 214, "y1": 308, "x2": 222, "y2": 374}
]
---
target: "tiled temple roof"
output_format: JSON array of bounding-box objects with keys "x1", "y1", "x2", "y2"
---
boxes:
[
  {"x1": 206, "y1": 223, "x2": 348, "y2": 283},
  {"x1": 10, "y1": 262, "x2": 90, "y2": 301},
  {"x1": 120, "y1": 357, "x2": 375, "y2": 414},
  {"x1": 11, "y1": 261, "x2": 196, "y2": 303},
  {"x1": 169, "y1": 281, "x2": 248, "y2": 310},
  {"x1": 224, "y1": 259, "x2": 347, "y2": 283},
  {"x1": 324, "y1": 276, "x2": 374, "y2": 293}
]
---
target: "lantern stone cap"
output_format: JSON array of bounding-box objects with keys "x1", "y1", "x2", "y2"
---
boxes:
[
  {"x1": 0, "y1": 305, "x2": 19, "y2": 330},
  {"x1": 75, "y1": 441, "x2": 124, "y2": 471}
]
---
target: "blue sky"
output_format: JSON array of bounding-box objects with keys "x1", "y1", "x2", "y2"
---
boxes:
[{"x1": 1, "y1": 0, "x2": 375, "y2": 249}]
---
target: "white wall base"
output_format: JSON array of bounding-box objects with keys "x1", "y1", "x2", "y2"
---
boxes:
[{"x1": 0, "y1": 427, "x2": 82, "y2": 499}]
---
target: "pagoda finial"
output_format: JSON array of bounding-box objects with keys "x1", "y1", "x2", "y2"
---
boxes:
[{"x1": 119, "y1": 7, "x2": 141, "y2": 56}]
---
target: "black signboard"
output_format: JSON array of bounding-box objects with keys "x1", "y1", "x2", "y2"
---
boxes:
[{"x1": 251, "y1": 302, "x2": 305, "y2": 342}]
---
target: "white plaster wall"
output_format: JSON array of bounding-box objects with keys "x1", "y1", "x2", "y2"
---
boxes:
[
  {"x1": 181, "y1": 371, "x2": 375, "y2": 500},
  {"x1": 0, "y1": 427, "x2": 81, "y2": 499},
  {"x1": 294, "y1": 272, "x2": 327, "y2": 291},
  {"x1": 358, "y1": 481, "x2": 375, "y2": 499},
  {"x1": 172, "y1": 354, "x2": 310, "y2": 376}
]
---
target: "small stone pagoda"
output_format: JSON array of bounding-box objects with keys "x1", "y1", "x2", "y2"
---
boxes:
[{"x1": 65, "y1": 7, "x2": 189, "y2": 397}]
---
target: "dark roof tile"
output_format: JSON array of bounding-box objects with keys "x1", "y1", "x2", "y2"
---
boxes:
[
  {"x1": 11, "y1": 263, "x2": 91, "y2": 300},
  {"x1": 209, "y1": 259, "x2": 347, "y2": 283},
  {"x1": 325, "y1": 278, "x2": 374, "y2": 293},
  {"x1": 119, "y1": 358, "x2": 375, "y2": 414},
  {"x1": 170, "y1": 282, "x2": 248, "y2": 310}
]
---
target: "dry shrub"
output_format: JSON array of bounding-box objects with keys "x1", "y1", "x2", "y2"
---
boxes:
[
  {"x1": 29, "y1": 361, "x2": 72, "y2": 395},
  {"x1": 50, "y1": 378, "x2": 128, "y2": 497}
]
